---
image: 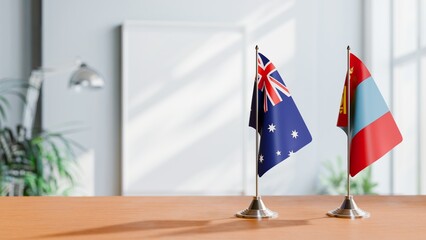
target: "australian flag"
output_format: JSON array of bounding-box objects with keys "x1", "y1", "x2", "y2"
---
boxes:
[{"x1": 249, "y1": 52, "x2": 312, "y2": 177}]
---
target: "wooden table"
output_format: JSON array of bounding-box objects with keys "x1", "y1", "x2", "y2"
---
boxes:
[{"x1": 1, "y1": 196, "x2": 425, "y2": 239}]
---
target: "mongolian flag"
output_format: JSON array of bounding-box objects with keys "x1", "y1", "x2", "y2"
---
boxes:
[{"x1": 337, "y1": 53, "x2": 402, "y2": 176}]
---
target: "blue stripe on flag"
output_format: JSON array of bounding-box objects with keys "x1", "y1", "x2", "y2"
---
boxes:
[{"x1": 352, "y1": 77, "x2": 389, "y2": 136}]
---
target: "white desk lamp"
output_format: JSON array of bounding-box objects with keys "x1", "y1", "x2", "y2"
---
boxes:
[{"x1": 22, "y1": 61, "x2": 104, "y2": 137}]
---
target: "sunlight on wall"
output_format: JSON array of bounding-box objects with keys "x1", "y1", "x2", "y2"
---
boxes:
[
  {"x1": 423, "y1": 2, "x2": 426, "y2": 48},
  {"x1": 173, "y1": 31, "x2": 243, "y2": 79},
  {"x1": 240, "y1": 0, "x2": 294, "y2": 30},
  {"x1": 422, "y1": 57, "x2": 426, "y2": 194},
  {"x1": 393, "y1": 62, "x2": 418, "y2": 194},
  {"x1": 393, "y1": 0, "x2": 417, "y2": 58},
  {"x1": 74, "y1": 149, "x2": 95, "y2": 196},
  {"x1": 258, "y1": 19, "x2": 295, "y2": 65}
]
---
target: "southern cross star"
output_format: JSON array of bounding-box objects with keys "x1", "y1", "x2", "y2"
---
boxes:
[
  {"x1": 268, "y1": 123, "x2": 276, "y2": 132},
  {"x1": 259, "y1": 155, "x2": 264, "y2": 163},
  {"x1": 291, "y1": 130, "x2": 298, "y2": 139}
]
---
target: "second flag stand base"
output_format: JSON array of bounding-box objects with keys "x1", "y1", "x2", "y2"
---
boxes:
[{"x1": 327, "y1": 195, "x2": 370, "y2": 219}]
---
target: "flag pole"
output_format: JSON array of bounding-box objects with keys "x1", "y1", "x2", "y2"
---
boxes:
[
  {"x1": 346, "y1": 45, "x2": 351, "y2": 198},
  {"x1": 236, "y1": 45, "x2": 277, "y2": 219},
  {"x1": 327, "y1": 46, "x2": 369, "y2": 219},
  {"x1": 255, "y1": 45, "x2": 259, "y2": 198}
]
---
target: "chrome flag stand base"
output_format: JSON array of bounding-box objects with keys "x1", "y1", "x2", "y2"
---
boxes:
[
  {"x1": 327, "y1": 195, "x2": 370, "y2": 219},
  {"x1": 236, "y1": 196, "x2": 278, "y2": 219}
]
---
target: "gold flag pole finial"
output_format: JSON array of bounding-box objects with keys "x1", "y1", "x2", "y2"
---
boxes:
[
  {"x1": 327, "y1": 46, "x2": 370, "y2": 219},
  {"x1": 236, "y1": 45, "x2": 277, "y2": 219}
]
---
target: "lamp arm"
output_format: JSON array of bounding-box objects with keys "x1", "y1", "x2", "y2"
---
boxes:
[
  {"x1": 21, "y1": 59, "x2": 82, "y2": 137},
  {"x1": 34, "y1": 59, "x2": 82, "y2": 77},
  {"x1": 21, "y1": 71, "x2": 43, "y2": 137}
]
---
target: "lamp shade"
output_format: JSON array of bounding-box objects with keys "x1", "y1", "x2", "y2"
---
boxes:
[{"x1": 69, "y1": 63, "x2": 104, "y2": 90}]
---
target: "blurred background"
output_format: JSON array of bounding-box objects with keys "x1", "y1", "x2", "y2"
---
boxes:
[{"x1": 0, "y1": 0, "x2": 424, "y2": 196}]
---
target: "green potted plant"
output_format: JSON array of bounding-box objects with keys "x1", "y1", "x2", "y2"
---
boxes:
[
  {"x1": 318, "y1": 156, "x2": 378, "y2": 195},
  {"x1": 0, "y1": 79, "x2": 80, "y2": 196}
]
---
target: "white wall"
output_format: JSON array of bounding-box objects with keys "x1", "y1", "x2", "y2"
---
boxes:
[
  {"x1": 42, "y1": 0, "x2": 363, "y2": 195},
  {"x1": 0, "y1": 0, "x2": 32, "y2": 127}
]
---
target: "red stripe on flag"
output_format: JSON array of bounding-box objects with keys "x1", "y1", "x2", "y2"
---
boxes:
[
  {"x1": 350, "y1": 111, "x2": 403, "y2": 176},
  {"x1": 337, "y1": 53, "x2": 373, "y2": 128},
  {"x1": 350, "y1": 53, "x2": 371, "y2": 87}
]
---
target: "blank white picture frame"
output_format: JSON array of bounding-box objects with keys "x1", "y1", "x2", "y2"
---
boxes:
[{"x1": 121, "y1": 21, "x2": 248, "y2": 195}]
